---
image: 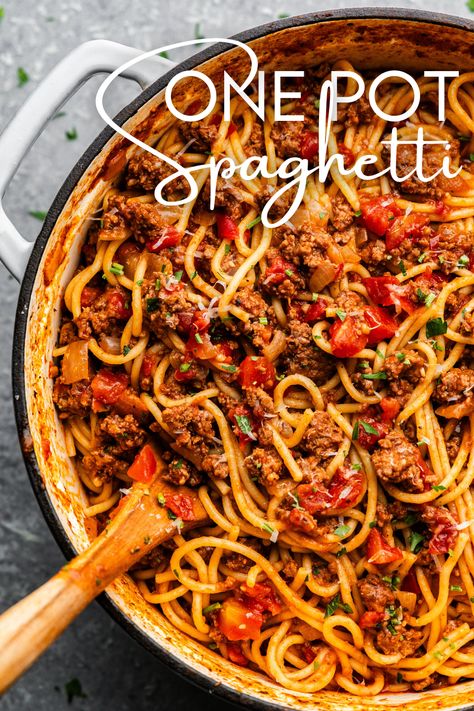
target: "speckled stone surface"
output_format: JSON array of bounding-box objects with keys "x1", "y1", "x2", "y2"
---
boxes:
[{"x1": 0, "y1": 0, "x2": 472, "y2": 708}]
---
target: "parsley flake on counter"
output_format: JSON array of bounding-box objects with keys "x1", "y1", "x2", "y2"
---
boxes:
[
  {"x1": 66, "y1": 127, "x2": 78, "y2": 140},
  {"x1": 29, "y1": 210, "x2": 46, "y2": 221},
  {"x1": 17, "y1": 67, "x2": 29, "y2": 86},
  {"x1": 65, "y1": 678, "x2": 86, "y2": 704}
]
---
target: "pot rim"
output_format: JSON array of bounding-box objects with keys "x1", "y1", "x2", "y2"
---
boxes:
[{"x1": 12, "y1": 7, "x2": 474, "y2": 709}]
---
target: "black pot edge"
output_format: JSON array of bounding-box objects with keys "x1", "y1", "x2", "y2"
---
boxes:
[{"x1": 11, "y1": 8, "x2": 474, "y2": 710}]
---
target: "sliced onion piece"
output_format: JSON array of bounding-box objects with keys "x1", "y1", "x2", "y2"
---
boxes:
[{"x1": 62, "y1": 340, "x2": 89, "y2": 384}]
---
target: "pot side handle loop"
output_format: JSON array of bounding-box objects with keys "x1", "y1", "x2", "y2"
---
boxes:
[{"x1": 0, "y1": 39, "x2": 174, "y2": 282}]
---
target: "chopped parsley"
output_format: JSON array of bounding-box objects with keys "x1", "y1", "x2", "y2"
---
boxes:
[
  {"x1": 457, "y1": 254, "x2": 469, "y2": 268},
  {"x1": 352, "y1": 421, "x2": 360, "y2": 440},
  {"x1": 174, "y1": 270, "x2": 183, "y2": 282},
  {"x1": 235, "y1": 414, "x2": 254, "y2": 438},
  {"x1": 190, "y1": 271, "x2": 197, "y2": 280},
  {"x1": 28, "y1": 210, "x2": 46, "y2": 221},
  {"x1": 221, "y1": 364, "x2": 237, "y2": 372},
  {"x1": 361, "y1": 372, "x2": 387, "y2": 380},
  {"x1": 65, "y1": 127, "x2": 78, "y2": 141},
  {"x1": 248, "y1": 215, "x2": 262, "y2": 229},
  {"x1": 136, "y1": 278, "x2": 143, "y2": 286},
  {"x1": 194, "y1": 333, "x2": 203, "y2": 344},
  {"x1": 335, "y1": 309, "x2": 346, "y2": 322},
  {"x1": 432, "y1": 484, "x2": 446, "y2": 492},
  {"x1": 450, "y1": 585, "x2": 462, "y2": 592},
  {"x1": 65, "y1": 678, "x2": 86, "y2": 703},
  {"x1": 155, "y1": 278, "x2": 161, "y2": 290},
  {"x1": 179, "y1": 363, "x2": 191, "y2": 373},
  {"x1": 259, "y1": 317, "x2": 268, "y2": 325},
  {"x1": 375, "y1": 348, "x2": 385, "y2": 359},
  {"x1": 167, "y1": 509, "x2": 177, "y2": 520},
  {"x1": 325, "y1": 593, "x2": 352, "y2": 617},
  {"x1": 159, "y1": 50, "x2": 169, "y2": 59},
  {"x1": 418, "y1": 253, "x2": 427, "y2": 263},
  {"x1": 369, "y1": 520, "x2": 377, "y2": 528},
  {"x1": 360, "y1": 420, "x2": 379, "y2": 435},
  {"x1": 146, "y1": 297, "x2": 160, "y2": 313},
  {"x1": 334, "y1": 524, "x2": 351, "y2": 538},
  {"x1": 336, "y1": 547, "x2": 347, "y2": 558},
  {"x1": 262, "y1": 522, "x2": 275, "y2": 534},
  {"x1": 109, "y1": 262, "x2": 124, "y2": 276},
  {"x1": 416, "y1": 287, "x2": 435, "y2": 306},
  {"x1": 354, "y1": 209, "x2": 362, "y2": 217},
  {"x1": 194, "y1": 22, "x2": 204, "y2": 39},
  {"x1": 122, "y1": 345, "x2": 131, "y2": 356},
  {"x1": 224, "y1": 242, "x2": 231, "y2": 255},
  {"x1": 426, "y1": 318, "x2": 447, "y2": 338},
  {"x1": 398, "y1": 260, "x2": 407, "y2": 276},
  {"x1": 284, "y1": 269, "x2": 293, "y2": 277},
  {"x1": 157, "y1": 493, "x2": 166, "y2": 506},
  {"x1": 382, "y1": 575, "x2": 400, "y2": 590},
  {"x1": 17, "y1": 67, "x2": 29, "y2": 86},
  {"x1": 409, "y1": 531, "x2": 425, "y2": 553},
  {"x1": 203, "y1": 602, "x2": 222, "y2": 614}
]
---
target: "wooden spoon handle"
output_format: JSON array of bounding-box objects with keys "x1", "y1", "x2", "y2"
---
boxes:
[
  {"x1": 0, "y1": 448, "x2": 209, "y2": 693},
  {"x1": 0, "y1": 571, "x2": 92, "y2": 693}
]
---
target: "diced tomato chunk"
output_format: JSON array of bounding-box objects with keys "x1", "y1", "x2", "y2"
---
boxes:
[
  {"x1": 425, "y1": 507, "x2": 458, "y2": 555},
  {"x1": 329, "y1": 314, "x2": 368, "y2": 358},
  {"x1": 401, "y1": 569, "x2": 421, "y2": 596},
  {"x1": 240, "y1": 582, "x2": 281, "y2": 616},
  {"x1": 91, "y1": 369, "x2": 128, "y2": 405},
  {"x1": 264, "y1": 255, "x2": 296, "y2": 286},
  {"x1": 217, "y1": 598, "x2": 262, "y2": 641},
  {"x1": 359, "y1": 611, "x2": 385, "y2": 629},
  {"x1": 300, "y1": 130, "x2": 319, "y2": 161},
  {"x1": 338, "y1": 143, "x2": 355, "y2": 168},
  {"x1": 228, "y1": 404, "x2": 257, "y2": 448},
  {"x1": 363, "y1": 276, "x2": 414, "y2": 315},
  {"x1": 299, "y1": 643, "x2": 317, "y2": 664},
  {"x1": 366, "y1": 528, "x2": 403, "y2": 565},
  {"x1": 296, "y1": 465, "x2": 364, "y2": 514},
  {"x1": 354, "y1": 417, "x2": 388, "y2": 451},
  {"x1": 174, "y1": 360, "x2": 200, "y2": 382},
  {"x1": 380, "y1": 397, "x2": 400, "y2": 423},
  {"x1": 164, "y1": 492, "x2": 196, "y2": 521},
  {"x1": 364, "y1": 306, "x2": 398, "y2": 345},
  {"x1": 185, "y1": 311, "x2": 217, "y2": 360},
  {"x1": 141, "y1": 353, "x2": 158, "y2": 379},
  {"x1": 106, "y1": 289, "x2": 132, "y2": 319},
  {"x1": 302, "y1": 297, "x2": 328, "y2": 323},
  {"x1": 360, "y1": 195, "x2": 402, "y2": 237},
  {"x1": 329, "y1": 465, "x2": 365, "y2": 510},
  {"x1": 238, "y1": 356, "x2": 275, "y2": 391},
  {"x1": 80, "y1": 285, "x2": 102, "y2": 308},
  {"x1": 216, "y1": 213, "x2": 239, "y2": 241},
  {"x1": 127, "y1": 444, "x2": 157, "y2": 484},
  {"x1": 146, "y1": 226, "x2": 182, "y2": 252},
  {"x1": 227, "y1": 642, "x2": 248, "y2": 666},
  {"x1": 385, "y1": 213, "x2": 431, "y2": 251},
  {"x1": 297, "y1": 482, "x2": 332, "y2": 514}
]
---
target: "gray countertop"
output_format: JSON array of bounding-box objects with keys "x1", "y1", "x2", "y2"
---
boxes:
[{"x1": 0, "y1": 0, "x2": 471, "y2": 708}]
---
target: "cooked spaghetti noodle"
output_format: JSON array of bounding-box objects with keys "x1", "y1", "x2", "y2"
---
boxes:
[{"x1": 52, "y1": 62, "x2": 474, "y2": 696}]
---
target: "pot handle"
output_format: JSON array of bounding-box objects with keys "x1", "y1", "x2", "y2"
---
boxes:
[{"x1": 0, "y1": 39, "x2": 175, "y2": 281}]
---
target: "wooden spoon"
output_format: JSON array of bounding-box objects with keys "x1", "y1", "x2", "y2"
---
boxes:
[{"x1": 0, "y1": 445, "x2": 209, "y2": 693}]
